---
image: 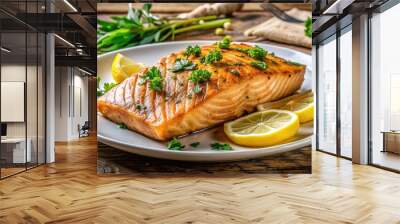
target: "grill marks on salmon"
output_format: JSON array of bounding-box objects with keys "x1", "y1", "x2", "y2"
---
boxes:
[{"x1": 98, "y1": 43, "x2": 306, "y2": 141}]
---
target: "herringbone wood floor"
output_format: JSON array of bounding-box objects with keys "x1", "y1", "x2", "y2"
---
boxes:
[{"x1": 1, "y1": 136, "x2": 400, "y2": 224}]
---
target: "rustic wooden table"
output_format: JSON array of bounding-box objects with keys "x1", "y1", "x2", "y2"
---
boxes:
[{"x1": 97, "y1": 5, "x2": 312, "y2": 175}]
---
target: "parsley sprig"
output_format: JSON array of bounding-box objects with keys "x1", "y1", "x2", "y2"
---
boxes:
[
  {"x1": 167, "y1": 138, "x2": 185, "y2": 151},
  {"x1": 247, "y1": 46, "x2": 267, "y2": 60},
  {"x1": 189, "y1": 69, "x2": 212, "y2": 83},
  {"x1": 217, "y1": 36, "x2": 231, "y2": 49},
  {"x1": 250, "y1": 61, "x2": 268, "y2": 70},
  {"x1": 170, "y1": 58, "x2": 197, "y2": 73},
  {"x1": 140, "y1": 66, "x2": 164, "y2": 92},
  {"x1": 210, "y1": 142, "x2": 233, "y2": 151},
  {"x1": 97, "y1": 77, "x2": 116, "y2": 97},
  {"x1": 233, "y1": 45, "x2": 267, "y2": 61},
  {"x1": 201, "y1": 49, "x2": 222, "y2": 64},
  {"x1": 184, "y1": 45, "x2": 201, "y2": 57}
]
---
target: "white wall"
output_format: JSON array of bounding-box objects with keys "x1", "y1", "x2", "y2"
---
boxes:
[
  {"x1": 1, "y1": 65, "x2": 34, "y2": 138},
  {"x1": 54, "y1": 67, "x2": 89, "y2": 141}
]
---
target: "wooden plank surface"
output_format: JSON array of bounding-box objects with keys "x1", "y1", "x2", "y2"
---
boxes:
[
  {"x1": 98, "y1": 143, "x2": 311, "y2": 175},
  {"x1": 1, "y1": 136, "x2": 400, "y2": 223}
]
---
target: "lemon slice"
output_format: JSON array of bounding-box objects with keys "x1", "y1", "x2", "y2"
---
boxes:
[
  {"x1": 281, "y1": 95, "x2": 314, "y2": 123},
  {"x1": 224, "y1": 109, "x2": 300, "y2": 147},
  {"x1": 112, "y1": 53, "x2": 144, "y2": 84},
  {"x1": 257, "y1": 90, "x2": 314, "y2": 123}
]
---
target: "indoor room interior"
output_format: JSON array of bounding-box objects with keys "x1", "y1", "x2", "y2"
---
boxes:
[
  {"x1": 0, "y1": 0, "x2": 96, "y2": 179},
  {"x1": 313, "y1": 0, "x2": 400, "y2": 172},
  {"x1": 0, "y1": 1, "x2": 400, "y2": 223}
]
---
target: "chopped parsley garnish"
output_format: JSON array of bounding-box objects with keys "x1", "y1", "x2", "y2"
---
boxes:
[
  {"x1": 135, "y1": 104, "x2": 147, "y2": 111},
  {"x1": 210, "y1": 142, "x2": 233, "y2": 151},
  {"x1": 286, "y1": 60, "x2": 302, "y2": 66},
  {"x1": 149, "y1": 76, "x2": 163, "y2": 92},
  {"x1": 201, "y1": 49, "x2": 222, "y2": 64},
  {"x1": 233, "y1": 46, "x2": 267, "y2": 60},
  {"x1": 189, "y1": 69, "x2": 212, "y2": 83},
  {"x1": 190, "y1": 142, "x2": 200, "y2": 148},
  {"x1": 193, "y1": 84, "x2": 202, "y2": 94},
  {"x1": 250, "y1": 61, "x2": 267, "y2": 70},
  {"x1": 184, "y1": 45, "x2": 201, "y2": 57},
  {"x1": 167, "y1": 138, "x2": 185, "y2": 151},
  {"x1": 170, "y1": 58, "x2": 197, "y2": 73},
  {"x1": 117, "y1": 123, "x2": 127, "y2": 129},
  {"x1": 247, "y1": 45, "x2": 267, "y2": 60},
  {"x1": 140, "y1": 66, "x2": 164, "y2": 92},
  {"x1": 229, "y1": 69, "x2": 240, "y2": 76},
  {"x1": 305, "y1": 17, "x2": 312, "y2": 38},
  {"x1": 217, "y1": 36, "x2": 231, "y2": 49}
]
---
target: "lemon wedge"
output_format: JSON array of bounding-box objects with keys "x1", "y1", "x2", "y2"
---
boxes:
[
  {"x1": 257, "y1": 90, "x2": 314, "y2": 123},
  {"x1": 224, "y1": 110, "x2": 300, "y2": 147},
  {"x1": 112, "y1": 53, "x2": 144, "y2": 84}
]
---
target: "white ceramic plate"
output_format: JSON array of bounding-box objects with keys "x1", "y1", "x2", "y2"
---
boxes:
[{"x1": 97, "y1": 41, "x2": 312, "y2": 162}]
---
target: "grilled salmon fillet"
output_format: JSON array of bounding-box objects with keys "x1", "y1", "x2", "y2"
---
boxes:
[{"x1": 98, "y1": 43, "x2": 305, "y2": 141}]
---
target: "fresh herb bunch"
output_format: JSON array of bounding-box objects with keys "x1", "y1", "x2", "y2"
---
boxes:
[
  {"x1": 140, "y1": 66, "x2": 164, "y2": 92},
  {"x1": 184, "y1": 45, "x2": 201, "y2": 57},
  {"x1": 97, "y1": 3, "x2": 231, "y2": 54},
  {"x1": 305, "y1": 17, "x2": 312, "y2": 38},
  {"x1": 201, "y1": 49, "x2": 223, "y2": 64},
  {"x1": 167, "y1": 138, "x2": 185, "y2": 150},
  {"x1": 170, "y1": 58, "x2": 197, "y2": 72},
  {"x1": 189, "y1": 69, "x2": 212, "y2": 83},
  {"x1": 250, "y1": 61, "x2": 268, "y2": 70}
]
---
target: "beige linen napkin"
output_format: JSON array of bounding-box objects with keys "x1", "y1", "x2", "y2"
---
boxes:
[{"x1": 244, "y1": 8, "x2": 311, "y2": 48}]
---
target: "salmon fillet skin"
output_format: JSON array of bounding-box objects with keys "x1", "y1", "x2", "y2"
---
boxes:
[{"x1": 98, "y1": 43, "x2": 305, "y2": 141}]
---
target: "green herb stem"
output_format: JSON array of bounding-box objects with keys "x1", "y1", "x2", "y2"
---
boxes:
[{"x1": 175, "y1": 18, "x2": 231, "y2": 34}]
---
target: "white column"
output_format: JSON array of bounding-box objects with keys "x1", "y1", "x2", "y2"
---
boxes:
[
  {"x1": 352, "y1": 14, "x2": 369, "y2": 164},
  {"x1": 46, "y1": 33, "x2": 55, "y2": 163}
]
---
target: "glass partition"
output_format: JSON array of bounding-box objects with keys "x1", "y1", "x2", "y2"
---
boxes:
[
  {"x1": 370, "y1": 3, "x2": 400, "y2": 171},
  {"x1": 0, "y1": 1, "x2": 46, "y2": 179},
  {"x1": 0, "y1": 31, "x2": 28, "y2": 177},
  {"x1": 317, "y1": 35, "x2": 337, "y2": 154}
]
